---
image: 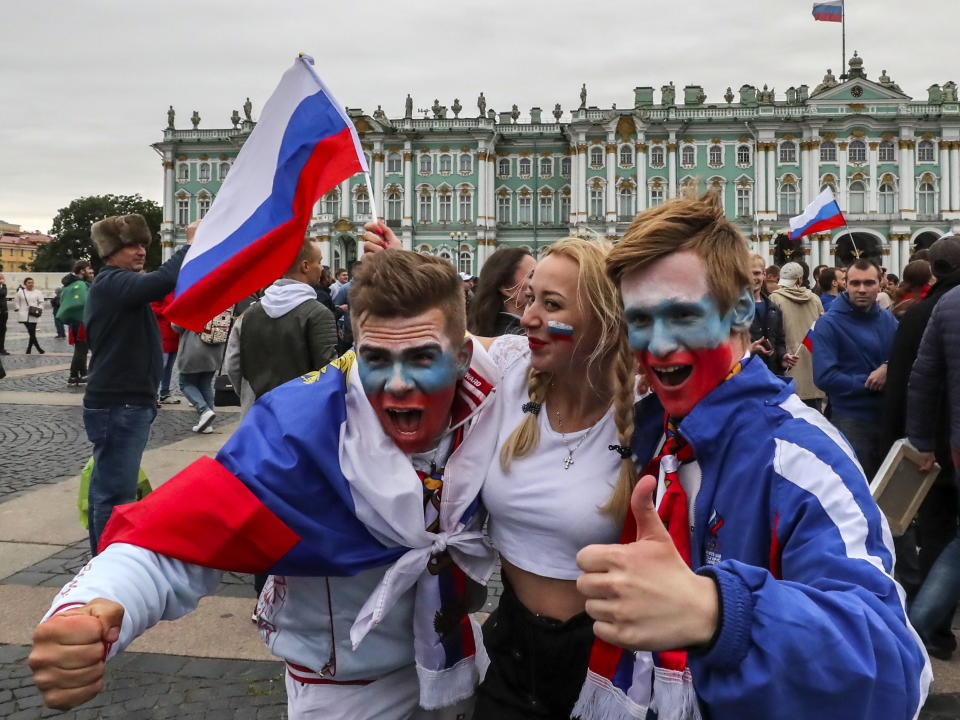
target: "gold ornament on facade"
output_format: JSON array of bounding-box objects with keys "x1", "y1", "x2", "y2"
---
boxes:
[
  {"x1": 354, "y1": 118, "x2": 373, "y2": 133},
  {"x1": 822, "y1": 132, "x2": 837, "y2": 141},
  {"x1": 782, "y1": 133, "x2": 796, "y2": 141},
  {"x1": 200, "y1": 154, "x2": 209, "y2": 161},
  {"x1": 738, "y1": 136, "x2": 751, "y2": 143},
  {"x1": 163, "y1": 161, "x2": 174, "y2": 169},
  {"x1": 848, "y1": 104, "x2": 866, "y2": 112},
  {"x1": 667, "y1": 143, "x2": 677, "y2": 152},
  {"x1": 868, "y1": 142, "x2": 878, "y2": 150},
  {"x1": 403, "y1": 152, "x2": 413, "y2": 161},
  {"x1": 605, "y1": 143, "x2": 617, "y2": 153},
  {"x1": 898, "y1": 140, "x2": 916, "y2": 149},
  {"x1": 881, "y1": 173, "x2": 894, "y2": 183},
  {"x1": 616, "y1": 116, "x2": 636, "y2": 138},
  {"x1": 372, "y1": 153, "x2": 385, "y2": 162},
  {"x1": 635, "y1": 143, "x2": 647, "y2": 152},
  {"x1": 920, "y1": 172, "x2": 935, "y2": 183},
  {"x1": 177, "y1": 155, "x2": 187, "y2": 161},
  {"x1": 590, "y1": 178, "x2": 603, "y2": 189},
  {"x1": 477, "y1": 151, "x2": 487, "y2": 160},
  {"x1": 851, "y1": 130, "x2": 866, "y2": 138},
  {"x1": 519, "y1": 150, "x2": 531, "y2": 157},
  {"x1": 783, "y1": 174, "x2": 796, "y2": 184},
  {"x1": 922, "y1": 132, "x2": 935, "y2": 140},
  {"x1": 498, "y1": 188, "x2": 509, "y2": 197},
  {"x1": 838, "y1": 142, "x2": 849, "y2": 150},
  {"x1": 540, "y1": 188, "x2": 552, "y2": 197},
  {"x1": 440, "y1": 146, "x2": 450, "y2": 153},
  {"x1": 335, "y1": 219, "x2": 352, "y2": 232}
]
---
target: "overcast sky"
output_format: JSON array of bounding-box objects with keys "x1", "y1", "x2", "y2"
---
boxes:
[{"x1": 2, "y1": 0, "x2": 956, "y2": 233}]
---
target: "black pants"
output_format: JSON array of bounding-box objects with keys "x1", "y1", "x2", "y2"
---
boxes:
[
  {"x1": 22, "y1": 321, "x2": 42, "y2": 353},
  {"x1": 474, "y1": 578, "x2": 594, "y2": 720},
  {"x1": 0, "y1": 311, "x2": 7, "y2": 351},
  {"x1": 70, "y1": 340, "x2": 88, "y2": 378}
]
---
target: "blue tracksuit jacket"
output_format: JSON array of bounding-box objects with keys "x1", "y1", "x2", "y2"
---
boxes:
[{"x1": 632, "y1": 357, "x2": 930, "y2": 720}]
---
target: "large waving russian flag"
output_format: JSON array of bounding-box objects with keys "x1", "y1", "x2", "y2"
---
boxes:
[
  {"x1": 813, "y1": 1, "x2": 843, "y2": 22},
  {"x1": 788, "y1": 187, "x2": 845, "y2": 240},
  {"x1": 165, "y1": 55, "x2": 367, "y2": 331}
]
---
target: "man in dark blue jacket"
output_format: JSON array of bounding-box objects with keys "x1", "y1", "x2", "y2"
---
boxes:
[
  {"x1": 813, "y1": 259, "x2": 898, "y2": 479},
  {"x1": 83, "y1": 214, "x2": 189, "y2": 554}
]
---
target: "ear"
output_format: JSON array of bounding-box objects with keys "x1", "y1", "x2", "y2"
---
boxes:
[
  {"x1": 456, "y1": 336, "x2": 474, "y2": 375},
  {"x1": 729, "y1": 287, "x2": 755, "y2": 329}
]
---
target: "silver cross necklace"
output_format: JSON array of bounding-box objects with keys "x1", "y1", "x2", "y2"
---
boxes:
[{"x1": 554, "y1": 406, "x2": 599, "y2": 470}]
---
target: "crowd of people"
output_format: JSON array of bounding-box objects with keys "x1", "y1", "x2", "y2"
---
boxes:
[{"x1": 16, "y1": 194, "x2": 960, "y2": 719}]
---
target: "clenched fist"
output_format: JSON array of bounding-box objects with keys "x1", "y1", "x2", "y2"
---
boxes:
[{"x1": 28, "y1": 598, "x2": 124, "y2": 710}]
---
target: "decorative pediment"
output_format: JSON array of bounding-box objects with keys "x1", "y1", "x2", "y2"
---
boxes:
[{"x1": 809, "y1": 77, "x2": 910, "y2": 103}]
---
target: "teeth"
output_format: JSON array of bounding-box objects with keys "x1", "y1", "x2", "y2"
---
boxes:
[{"x1": 656, "y1": 365, "x2": 683, "y2": 373}]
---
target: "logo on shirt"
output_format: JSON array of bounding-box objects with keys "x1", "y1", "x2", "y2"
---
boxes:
[{"x1": 705, "y1": 510, "x2": 724, "y2": 566}]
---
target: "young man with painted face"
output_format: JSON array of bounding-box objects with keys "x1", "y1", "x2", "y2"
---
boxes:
[
  {"x1": 572, "y1": 194, "x2": 929, "y2": 720},
  {"x1": 29, "y1": 249, "x2": 499, "y2": 720}
]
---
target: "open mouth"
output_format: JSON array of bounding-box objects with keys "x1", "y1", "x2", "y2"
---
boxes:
[
  {"x1": 386, "y1": 408, "x2": 423, "y2": 434},
  {"x1": 651, "y1": 364, "x2": 693, "y2": 387}
]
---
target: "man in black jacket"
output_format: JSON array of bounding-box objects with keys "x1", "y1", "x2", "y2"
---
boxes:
[
  {"x1": 83, "y1": 214, "x2": 189, "y2": 555},
  {"x1": 747, "y1": 253, "x2": 791, "y2": 375}
]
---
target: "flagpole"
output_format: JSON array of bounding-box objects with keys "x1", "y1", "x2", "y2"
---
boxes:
[{"x1": 841, "y1": 1, "x2": 847, "y2": 79}]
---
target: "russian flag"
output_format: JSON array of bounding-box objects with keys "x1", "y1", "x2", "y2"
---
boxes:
[
  {"x1": 802, "y1": 320, "x2": 816, "y2": 353},
  {"x1": 813, "y1": 1, "x2": 843, "y2": 22},
  {"x1": 788, "y1": 187, "x2": 845, "y2": 240},
  {"x1": 165, "y1": 55, "x2": 367, "y2": 331}
]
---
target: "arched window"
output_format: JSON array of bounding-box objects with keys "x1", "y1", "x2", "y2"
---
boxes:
[
  {"x1": 736, "y1": 186, "x2": 752, "y2": 217},
  {"x1": 498, "y1": 158, "x2": 510, "y2": 177},
  {"x1": 199, "y1": 162, "x2": 211, "y2": 182},
  {"x1": 589, "y1": 188, "x2": 604, "y2": 219},
  {"x1": 708, "y1": 144, "x2": 723, "y2": 166},
  {"x1": 458, "y1": 190, "x2": 472, "y2": 221},
  {"x1": 177, "y1": 163, "x2": 189, "y2": 181},
  {"x1": 590, "y1": 146, "x2": 604, "y2": 167},
  {"x1": 198, "y1": 195, "x2": 211, "y2": 219},
  {"x1": 438, "y1": 190, "x2": 452, "y2": 222},
  {"x1": 878, "y1": 141, "x2": 895, "y2": 163},
  {"x1": 619, "y1": 144, "x2": 634, "y2": 166},
  {"x1": 681, "y1": 145, "x2": 695, "y2": 168},
  {"x1": 917, "y1": 140, "x2": 936, "y2": 162},
  {"x1": 848, "y1": 140, "x2": 866, "y2": 163},
  {"x1": 618, "y1": 186, "x2": 635, "y2": 219},
  {"x1": 650, "y1": 146, "x2": 665, "y2": 167},
  {"x1": 497, "y1": 194, "x2": 511, "y2": 223},
  {"x1": 848, "y1": 180, "x2": 866, "y2": 213},
  {"x1": 386, "y1": 191, "x2": 402, "y2": 221},
  {"x1": 560, "y1": 157, "x2": 571, "y2": 176},
  {"x1": 918, "y1": 182, "x2": 936, "y2": 214},
  {"x1": 779, "y1": 141, "x2": 797, "y2": 164},
  {"x1": 387, "y1": 153, "x2": 402, "y2": 173},
  {"x1": 539, "y1": 192, "x2": 553, "y2": 224},
  {"x1": 778, "y1": 182, "x2": 798, "y2": 215},
  {"x1": 438, "y1": 248, "x2": 452, "y2": 263},
  {"x1": 649, "y1": 184, "x2": 665, "y2": 207},
  {"x1": 540, "y1": 157, "x2": 553, "y2": 177},
  {"x1": 176, "y1": 195, "x2": 189, "y2": 226},
  {"x1": 418, "y1": 189, "x2": 432, "y2": 223},
  {"x1": 736, "y1": 144, "x2": 751, "y2": 166},
  {"x1": 355, "y1": 189, "x2": 370, "y2": 216},
  {"x1": 419, "y1": 154, "x2": 433, "y2": 174},
  {"x1": 820, "y1": 141, "x2": 837, "y2": 162},
  {"x1": 518, "y1": 194, "x2": 532, "y2": 223},
  {"x1": 459, "y1": 249, "x2": 473, "y2": 276},
  {"x1": 820, "y1": 182, "x2": 837, "y2": 194},
  {"x1": 878, "y1": 183, "x2": 897, "y2": 214},
  {"x1": 559, "y1": 192, "x2": 571, "y2": 222},
  {"x1": 459, "y1": 153, "x2": 472, "y2": 174},
  {"x1": 219, "y1": 163, "x2": 230, "y2": 181},
  {"x1": 323, "y1": 189, "x2": 340, "y2": 216},
  {"x1": 518, "y1": 157, "x2": 532, "y2": 177},
  {"x1": 439, "y1": 154, "x2": 453, "y2": 174}
]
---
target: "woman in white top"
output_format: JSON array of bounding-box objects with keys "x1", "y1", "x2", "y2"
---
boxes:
[
  {"x1": 14, "y1": 277, "x2": 46, "y2": 354},
  {"x1": 474, "y1": 238, "x2": 637, "y2": 720}
]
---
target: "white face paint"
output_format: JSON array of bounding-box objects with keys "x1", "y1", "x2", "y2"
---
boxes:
[{"x1": 619, "y1": 251, "x2": 713, "y2": 309}]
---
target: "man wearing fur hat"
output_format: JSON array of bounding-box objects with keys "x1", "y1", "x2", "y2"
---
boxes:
[{"x1": 83, "y1": 214, "x2": 190, "y2": 555}]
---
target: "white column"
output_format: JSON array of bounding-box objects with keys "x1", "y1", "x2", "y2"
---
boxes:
[
  {"x1": 340, "y1": 178, "x2": 351, "y2": 218},
  {"x1": 899, "y1": 139, "x2": 914, "y2": 213},
  {"x1": 402, "y1": 142, "x2": 413, "y2": 250},
  {"x1": 820, "y1": 234, "x2": 832, "y2": 267},
  {"x1": 161, "y1": 150, "x2": 175, "y2": 261},
  {"x1": 317, "y1": 236, "x2": 332, "y2": 267},
  {"x1": 373, "y1": 142, "x2": 384, "y2": 220},
  {"x1": 868, "y1": 142, "x2": 879, "y2": 214},
  {"x1": 754, "y1": 143, "x2": 766, "y2": 213},
  {"x1": 487, "y1": 152, "x2": 496, "y2": 244},
  {"x1": 838, "y1": 143, "x2": 848, "y2": 211},
  {"x1": 667, "y1": 142, "x2": 678, "y2": 199},
  {"x1": 767, "y1": 144, "x2": 777, "y2": 214},
  {"x1": 605, "y1": 134, "x2": 617, "y2": 223},
  {"x1": 636, "y1": 139, "x2": 647, "y2": 211},
  {"x1": 950, "y1": 142, "x2": 960, "y2": 213},
  {"x1": 940, "y1": 142, "x2": 951, "y2": 214},
  {"x1": 577, "y1": 139, "x2": 588, "y2": 224},
  {"x1": 808, "y1": 235, "x2": 820, "y2": 268},
  {"x1": 568, "y1": 147, "x2": 578, "y2": 224},
  {"x1": 759, "y1": 234, "x2": 769, "y2": 260},
  {"x1": 889, "y1": 234, "x2": 901, "y2": 274},
  {"x1": 900, "y1": 237, "x2": 911, "y2": 267},
  {"x1": 476, "y1": 148, "x2": 487, "y2": 237}
]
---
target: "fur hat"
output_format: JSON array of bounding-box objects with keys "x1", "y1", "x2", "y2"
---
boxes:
[{"x1": 91, "y1": 214, "x2": 153, "y2": 259}]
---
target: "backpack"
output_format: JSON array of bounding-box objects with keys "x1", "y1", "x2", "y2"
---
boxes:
[
  {"x1": 55, "y1": 280, "x2": 88, "y2": 325},
  {"x1": 200, "y1": 308, "x2": 233, "y2": 344}
]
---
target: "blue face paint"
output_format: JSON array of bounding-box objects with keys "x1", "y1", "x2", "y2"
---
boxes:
[{"x1": 357, "y1": 344, "x2": 464, "y2": 397}]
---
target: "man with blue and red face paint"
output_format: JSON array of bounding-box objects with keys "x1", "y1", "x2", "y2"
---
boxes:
[
  {"x1": 29, "y1": 247, "x2": 500, "y2": 720},
  {"x1": 571, "y1": 193, "x2": 930, "y2": 720}
]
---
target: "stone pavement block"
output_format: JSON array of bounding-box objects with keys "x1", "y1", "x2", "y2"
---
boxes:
[{"x1": 0, "y1": 543, "x2": 64, "y2": 582}]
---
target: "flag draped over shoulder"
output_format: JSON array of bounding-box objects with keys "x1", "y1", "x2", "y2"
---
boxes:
[
  {"x1": 99, "y1": 340, "x2": 501, "y2": 709},
  {"x1": 165, "y1": 55, "x2": 367, "y2": 331}
]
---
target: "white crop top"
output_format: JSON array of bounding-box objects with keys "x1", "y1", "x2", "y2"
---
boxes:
[{"x1": 481, "y1": 335, "x2": 622, "y2": 580}]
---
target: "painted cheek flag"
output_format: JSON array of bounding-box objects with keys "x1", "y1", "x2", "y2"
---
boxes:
[
  {"x1": 788, "y1": 187, "x2": 845, "y2": 240},
  {"x1": 165, "y1": 55, "x2": 367, "y2": 331},
  {"x1": 813, "y1": 1, "x2": 843, "y2": 22}
]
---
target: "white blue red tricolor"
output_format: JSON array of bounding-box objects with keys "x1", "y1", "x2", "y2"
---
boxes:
[
  {"x1": 547, "y1": 320, "x2": 575, "y2": 342},
  {"x1": 166, "y1": 55, "x2": 366, "y2": 331},
  {"x1": 788, "y1": 187, "x2": 845, "y2": 240},
  {"x1": 812, "y1": 1, "x2": 843, "y2": 22}
]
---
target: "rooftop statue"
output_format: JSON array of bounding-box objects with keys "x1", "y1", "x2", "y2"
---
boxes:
[
  {"x1": 813, "y1": 69, "x2": 838, "y2": 95},
  {"x1": 243, "y1": 97, "x2": 252, "y2": 121},
  {"x1": 404, "y1": 94, "x2": 413, "y2": 119},
  {"x1": 477, "y1": 92, "x2": 486, "y2": 117},
  {"x1": 724, "y1": 87, "x2": 734, "y2": 104},
  {"x1": 944, "y1": 81, "x2": 958, "y2": 103},
  {"x1": 511, "y1": 104, "x2": 520, "y2": 122},
  {"x1": 452, "y1": 98, "x2": 462, "y2": 118},
  {"x1": 191, "y1": 110, "x2": 201, "y2": 129},
  {"x1": 230, "y1": 109, "x2": 240, "y2": 129},
  {"x1": 661, "y1": 82, "x2": 675, "y2": 106},
  {"x1": 580, "y1": 83, "x2": 587, "y2": 109},
  {"x1": 553, "y1": 103, "x2": 562, "y2": 121},
  {"x1": 166, "y1": 105, "x2": 175, "y2": 130},
  {"x1": 928, "y1": 84, "x2": 943, "y2": 104}
]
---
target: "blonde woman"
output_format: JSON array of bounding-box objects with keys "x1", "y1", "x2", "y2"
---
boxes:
[{"x1": 474, "y1": 238, "x2": 637, "y2": 720}]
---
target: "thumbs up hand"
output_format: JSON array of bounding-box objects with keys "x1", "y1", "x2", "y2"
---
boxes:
[
  {"x1": 576, "y1": 475, "x2": 720, "y2": 652},
  {"x1": 29, "y1": 598, "x2": 125, "y2": 710}
]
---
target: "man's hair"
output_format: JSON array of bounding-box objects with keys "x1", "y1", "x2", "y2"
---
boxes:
[
  {"x1": 350, "y1": 250, "x2": 465, "y2": 342},
  {"x1": 886, "y1": 273, "x2": 899, "y2": 284},
  {"x1": 284, "y1": 238, "x2": 321, "y2": 277},
  {"x1": 765, "y1": 265, "x2": 780, "y2": 277},
  {"x1": 818, "y1": 267, "x2": 837, "y2": 293},
  {"x1": 748, "y1": 253, "x2": 765, "y2": 269},
  {"x1": 73, "y1": 260, "x2": 91, "y2": 274},
  {"x1": 607, "y1": 191, "x2": 751, "y2": 315},
  {"x1": 846, "y1": 258, "x2": 882, "y2": 280},
  {"x1": 812, "y1": 264, "x2": 827, "y2": 281}
]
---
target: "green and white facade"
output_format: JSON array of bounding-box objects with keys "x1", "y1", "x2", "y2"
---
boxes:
[{"x1": 153, "y1": 54, "x2": 960, "y2": 273}]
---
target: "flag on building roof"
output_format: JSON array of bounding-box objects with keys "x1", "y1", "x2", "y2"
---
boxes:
[
  {"x1": 812, "y1": 1, "x2": 843, "y2": 22},
  {"x1": 165, "y1": 55, "x2": 367, "y2": 331},
  {"x1": 789, "y1": 187, "x2": 846, "y2": 240}
]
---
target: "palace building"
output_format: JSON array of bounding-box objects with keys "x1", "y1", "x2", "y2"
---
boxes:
[{"x1": 153, "y1": 53, "x2": 960, "y2": 273}]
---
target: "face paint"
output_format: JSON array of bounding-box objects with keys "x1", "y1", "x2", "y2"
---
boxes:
[{"x1": 546, "y1": 320, "x2": 574, "y2": 342}]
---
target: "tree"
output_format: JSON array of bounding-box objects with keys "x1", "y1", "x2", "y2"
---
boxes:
[{"x1": 32, "y1": 194, "x2": 163, "y2": 272}]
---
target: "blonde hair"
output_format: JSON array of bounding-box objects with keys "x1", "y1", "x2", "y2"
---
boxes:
[
  {"x1": 498, "y1": 237, "x2": 637, "y2": 520},
  {"x1": 749, "y1": 253, "x2": 766, "y2": 269}
]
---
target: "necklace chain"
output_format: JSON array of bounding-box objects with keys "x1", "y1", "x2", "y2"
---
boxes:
[{"x1": 555, "y1": 406, "x2": 596, "y2": 470}]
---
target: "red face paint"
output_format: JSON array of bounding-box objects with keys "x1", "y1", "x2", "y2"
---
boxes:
[
  {"x1": 369, "y1": 385, "x2": 458, "y2": 454},
  {"x1": 637, "y1": 344, "x2": 735, "y2": 419}
]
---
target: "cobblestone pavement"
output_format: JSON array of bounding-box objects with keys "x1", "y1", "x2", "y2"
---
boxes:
[{"x1": 0, "y1": 644, "x2": 287, "y2": 719}]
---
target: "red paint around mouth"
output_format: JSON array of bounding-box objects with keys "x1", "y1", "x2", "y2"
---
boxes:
[{"x1": 528, "y1": 337, "x2": 547, "y2": 351}]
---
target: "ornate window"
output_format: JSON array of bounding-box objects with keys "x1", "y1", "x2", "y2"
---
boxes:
[
  {"x1": 199, "y1": 162, "x2": 211, "y2": 182},
  {"x1": 419, "y1": 154, "x2": 433, "y2": 175},
  {"x1": 779, "y1": 141, "x2": 797, "y2": 164},
  {"x1": 778, "y1": 182, "x2": 798, "y2": 215},
  {"x1": 560, "y1": 157, "x2": 571, "y2": 176},
  {"x1": 681, "y1": 145, "x2": 695, "y2": 168},
  {"x1": 418, "y1": 189, "x2": 432, "y2": 224},
  {"x1": 820, "y1": 141, "x2": 837, "y2": 162},
  {"x1": 176, "y1": 196, "x2": 189, "y2": 226},
  {"x1": 439, "y1": 154, "x2": 453, "y2": 175},
  {"x1": 539, "y1": 192, "x2": 553, "y2": 224},
  {"x1": 356, "y1": 189, "x2": 370, "y2": 216},
  {"x1": 617, "y1": 186, "x2": 635, "y2": 220},
  {"x1": 736, "y1": 186, "x2": 752, "y2": 217},
  {"x1": 878, "y1": 182, "x2": 897, "y2": 214},
  {"x1": 590, "y1": 146, "x2": 604, "y2": 168},
  {"x1": 736, "y1": 144, "x2": 751, "y2": 166},
  {"x1": 498, "y1": 158, "x2": 510, "y2": 177},
  {"x1": 198, "y1": 195, "x2": 211, "y2": 219},
  {"x1": 619, "y1": 144, "x2": 634, "y2": 167},
  {"x1": 589, "y1": 187, "x2": 604, "y2": 219},
  {"x1": 323, "y1": 189, "x2": 340, "y2": 216},
  {"x1": 848, "y1": 180, "x2": 866, "y2": 213},
  {"x1": 820, "y1": 182, "x2": 837, "y2": 194},
  {"x1": 917, "y1": 140, "x2": 936, "y2": 162},
  {"x1": 458, "y1": 190, "x2": 472, "y2": 221},
  {"x1": 386, "y1": 191, "x2": 402, "y2": 221},
  {"x1": 518, "y1": 193, "x2": 532, "y2": 224},
  {"x1": 497, "y1": 193, "x2": 511, "y2": 223},
  {"x1": 387, "y1": 153, "x2": 402, "y2": 173},
  {"x1": 518, "y1": 157, "x2": 532, "y2": 178},
  {"x1": 540, "y1": 157, "x2": 553, "y2": 177},
  {"x1": 649, "y1": 182, "x2": 665, "y2": 207},
  {"x1": 848, "y1": 140, "x2": 867, "y2": 163},
  {"x1": 650, "y1": 145, "x2": 665, "y2": 167},
  {"x1": 438, "y1": 190, "x2": 452, "y2": 222},
  {"x1": 918, "y1": 182, "x2": 936, "y2": 214},
  {"x1": 459, "y1": 249, "x2": 473, "y2": 276},
  {"x1": 177, "y1": 163, "x2": 189, "y2": 182},
  {"x1": 708, "y1": 144, "x2": 723, "y2": 167},
  {"x1": 878, "y1": 141, "x2": 895, "y2": 163},
  {"x1": 459, "y1": 153, "x2": 472, "y2": 174},
  {"x1": 559, "y1": 192, "x2": 570, "y2": 222},
  {"x1": 219, "y1": 163, "x2": 230, "y2": 181}
]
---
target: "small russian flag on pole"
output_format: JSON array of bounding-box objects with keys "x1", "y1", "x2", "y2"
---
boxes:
[
  {"x1": 788, "y1": 188, "x2": 846, "y2": 241},
  {"x1": 165, "y1": 55, "x2": 368, "y2": 331},
  {"x1": 813, "y1": 1, "x2": 843, "y2": 22},
  {"x1": 802, "y1": 320, "x2": 816, "y2": 354}
]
